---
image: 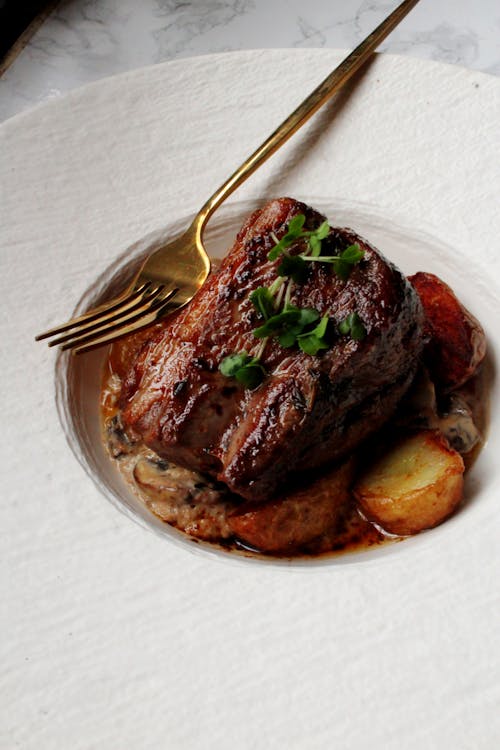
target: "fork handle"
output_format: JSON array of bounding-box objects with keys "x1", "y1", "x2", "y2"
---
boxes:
[{"x1": 195, "y1": 0, "x2": 419, "y2": 233}]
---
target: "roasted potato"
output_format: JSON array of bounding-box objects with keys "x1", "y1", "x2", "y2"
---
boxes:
[
  {"x1": 409, "y1": 272, "x2": 486, "y2": 391},
  {"x1": 228, "y1": 459, "x2": 355, "y2": 554},
  {"x1": 353, "y1": 431, "x2": 464, "y2": 536}
]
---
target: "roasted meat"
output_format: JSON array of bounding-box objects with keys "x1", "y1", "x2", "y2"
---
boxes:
[{"x1": 119, "y1": 198, "x2": 425, "y2": 502}]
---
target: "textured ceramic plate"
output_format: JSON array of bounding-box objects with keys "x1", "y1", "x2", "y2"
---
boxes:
[
  {"x1": 57, "y1": 197, "x2": 496, "y2": 567},
  {"x1": 2, "y1": 51, "x2": 499, "y2": 749}
]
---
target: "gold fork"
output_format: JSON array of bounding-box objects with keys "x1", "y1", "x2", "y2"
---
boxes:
[{"x1": 36, "y1": 0, "x2": 419, "y2": 355}]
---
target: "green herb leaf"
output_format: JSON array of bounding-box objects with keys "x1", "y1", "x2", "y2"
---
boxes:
[
  {"x1": 338, "y1": 312, "x2": 366, "y2": 341},
  {"x1": 219, "y1": 352, "x2": 266, "y2": 389},
  {"x1": 253, "y1": 308, "x2": 300, "y2": 339},
  {"x1": 288, "y1": 214, "x2": 306, "y2": 234},
  {"x1": 277, "y1": 254, "x2": 309, "y2": 283},
  {"x1": 335, "y1": 244, "x2": 365, "y2": 281},
  {"x1": 297, "y1": 315, "x2": 330, "y2": 355},
  {"x1": 267, "y1": 242, "x2": 285, "y2": 262},
  {"x1": 315, "y1": 221, "x2": 330, "y2": 240},
  {"x1": 298, "y1": 335, "x2": 329, "y2": 356},
  {"x1": 277, "y1": 329, "x2": 298, "y2": 348},
  {"x1": 309, "y1": 235, "x2": 321, "y2": 257},
  {"x1": 299, "y1": 243, "x2": 365, "y2": 280},
  {"x1": 339, "y1": 243, "x2": 365, "y2": 263},
  {"x1": 276, "y1": 307, "x2": 320, "y2": 348},
  {"x1": 304, "y1": 314, "x2": 329, "y2": 339},
  {"x1": 292, "y1": 306, "x2": 320, "y2": 327},
  {"x1": 268, "y1": 214, "x2": 306, "y2": 261},
  {"x1": 268, "y1": 214, "x2": 331, "y2": 262},
  {"x1": 308, "y1": 220, "x2": 330, "y2": 257},
  {"x1": 219, "y1": 352, "x2": 251, "y2": 377},
  {"x1": 249, "y1": 286, "x2": 275, "y2": 320},
  {"x1": 235, "y1": 361, "x2": 267, "y2": 389},
  {"x1": 253, "y1": 304, "x2": 321, "y2": 350}
]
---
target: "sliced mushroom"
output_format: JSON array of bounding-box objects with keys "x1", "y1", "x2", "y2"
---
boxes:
[
  {"x1": 132, "y1": 454, "x2": 235, "y2": 540},
  {"x1": 106, "y1": 414, "x2": 137, "y2": 459},
  {"x1": 133, "y1": 455, "x2": 188, "y2": 499},
  {"x1": 395, "y1": 369, "x2": 481, "y2": 456},
  {"x1": 438, "y1": 393, "x2": 481, "y2": 455}
]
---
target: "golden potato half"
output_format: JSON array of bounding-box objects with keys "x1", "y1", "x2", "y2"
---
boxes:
[{"x1": 354, "y1": 431, "x2": 464, "y2": 536}]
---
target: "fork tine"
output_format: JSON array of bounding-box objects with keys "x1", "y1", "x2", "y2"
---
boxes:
[
  {"x1": 62, "y1": 287, "x2": 179, "y2": 352},
  {"x1": 72, "y1": 295, "x2": 182, "y2": 355},
  {"x1": 35, "y1": 282, "x2": 152, "y2": 341},
  {"x1": 48, "y1": 283, "x2": 164, "y2": 347}
]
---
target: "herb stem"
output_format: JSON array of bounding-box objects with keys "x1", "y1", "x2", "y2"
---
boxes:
[
  {"x1": 274, "y1": 281, "x2": 286, "y2": 310},
  {"x1": 254, "y1": 337, "x2": 268, "y2": 360},
  {"x1": 269, "y1": 276, "x2": 285, "y2": 296}
]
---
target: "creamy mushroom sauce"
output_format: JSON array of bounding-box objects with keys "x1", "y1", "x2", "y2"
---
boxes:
[{"x1": 101, "y1": 359, "x2": 489, "y2": 559}]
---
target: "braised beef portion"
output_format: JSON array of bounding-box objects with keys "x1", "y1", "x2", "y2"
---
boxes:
[{"x1": 119, "y1": 198, "x2": 425, "y2": 501}]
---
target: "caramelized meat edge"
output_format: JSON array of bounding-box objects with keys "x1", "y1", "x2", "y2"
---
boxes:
[{"x1": 119, "y1": 198, "x2": 425, "y2": 501}]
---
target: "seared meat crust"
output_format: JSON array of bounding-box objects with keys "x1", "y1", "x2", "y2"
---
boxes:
[
  {"x1": 119, "y1": 198, "x2": 424, "y2": 501},
  {"x1": 408, "y1": 271, "x2": 486, "y2": 391}
]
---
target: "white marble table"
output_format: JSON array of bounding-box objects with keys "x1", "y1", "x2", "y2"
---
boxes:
[{"x1": 1, "y1": 0, "x2": 499, "y2": 123}]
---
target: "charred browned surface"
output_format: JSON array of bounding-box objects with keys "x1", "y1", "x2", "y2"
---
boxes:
[
  {"x1": 227, "y1": 458, "x2": 356, "y2": 554},
  {"x1": 409, "y1": 271, "x2": 486, "y2": 391},
  {"x1": 119, "y1": 198, "x2": 425, "y2": 501}
]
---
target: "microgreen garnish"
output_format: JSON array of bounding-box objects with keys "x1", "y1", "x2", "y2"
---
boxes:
[
  {"x1": 220, "y1": 211, "x2": 368, "y2": 389},
  {"x1": 249, "y1": 286, "x2": 276, "y2": 320},
  {"x1": 296, "y1": 315, "x2": 330, "y2": 355},
  {"x1": 308, "y1": 220, "x2": 330, "y2": 257},
  {"x1": 338, "y1": 312, "x2": 366, "y2": 341},
  {"x1": 268, "y1": 214, "x2": 306, "y2": 261},
  {"x1": 301, "y1": 243, "x2": 365, "y2": 281},
  {"x1": 268, "y1": 214, "x2": 364, "y2": 282},
  {"x1": 253, "y1": 304, "x2": 322, "y2": 349},
  {"x1": 268, "y1": 215, "x2": 330, "y2": 261},
  {"x1": 277, "y1": 254, "x2": 309, "y2": 283},
  {"x1": 219, "y1": 352, "x2": 267, "y2": 389}
]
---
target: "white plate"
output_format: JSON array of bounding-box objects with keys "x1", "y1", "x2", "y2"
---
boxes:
[{"x1": 1, "y1": 50, "x2": 499, "y2": 749}]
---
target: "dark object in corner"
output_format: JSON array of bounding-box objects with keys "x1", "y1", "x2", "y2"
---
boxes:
[{"x1": 0, "y1": 1, "x2": 59, "y2": 74}]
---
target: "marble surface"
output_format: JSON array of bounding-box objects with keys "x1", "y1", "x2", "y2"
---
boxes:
[{"x1": 1, "y1": 0, "x2": 500, "y2": 123}]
